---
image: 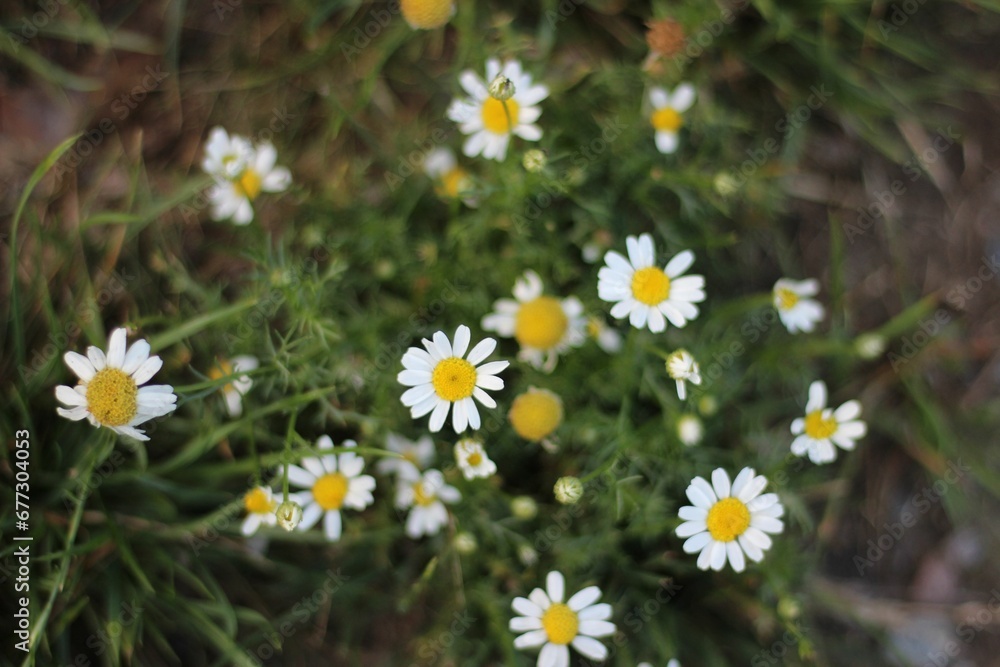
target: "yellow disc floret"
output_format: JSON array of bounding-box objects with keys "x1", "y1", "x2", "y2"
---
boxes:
[
  {"x1": 481, "y1": 97, "x2": 520, "y2": 134},
  {"x1": 509, "y1": 388, "x2": 563, "y2": 441},
  {"x1": 431, "y1": 357, "x2": 477, "y2": 402},
  {"x1": 209, "y1": 360, "x2": 235, "y2": 393},
  {"x1": 437, "y1": 167, "x2": 470, "y2": 199},
  {"x1": 244, "y1": 488, "x2": 276, "y2": 515},
  {"x1": 466, "y1": 451, "x2": 483, "y2": 467},
  {"x1": 541, "y1": 603, "x2": 579, "y2": 645},
  {"x1": 631, "y1": 267, "x2": 671, "y2": 305},
  {"x1": 401, "y1": 0, "x2": 454, "y2": 30},
  {"x1": 515, "y1": 296, "x2": 568, "y2": 350},
  {"x1": 651, "y1": 107, "x2": 683, "y2": 132},
  {"x1": 804, "y1": 410, "x2": 838, "y2": 439},
  {"x1": 775, "y1": 287, "x2": 800, "y2": 311},
  {"x1": 86, "y1": 368, "x2": 138, "y2": 427},
  {"x1": 235, "y1": 169, "x2": 262, "y2": 200},
  {"x1": 412, "y1": 481, "x2": 436, "y2": 507},
  {"x1": 706, "y1": 497, "x2": 751, "y2": 542},
  {"x1": 312, "y1": 473, "x2": 349, "y2": 510}
]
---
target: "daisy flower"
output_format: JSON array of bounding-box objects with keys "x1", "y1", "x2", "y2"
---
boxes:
[
  {"x1": 665, "y1": 349, "x2": 701, "y2": 399},
  {"x1": 400, "y1": 0, "x2": 455, "y2": 29},
  {"x1": 55, "y1": 328, "x2": 177, "y2": 442},
  {"x1": 790, "y1": 381, "x2": 867, "y2": 464},
  {"x1": 423, "y1": 147, "x2": 477, "y2": 206},
  {"x1": 287, "y1": 437, "x2": 376, "y2": 541},
  {"x1": 509, "y1": 570, "x2": 616, "y2": 666},
  {"x1": 675, "y1": 467, "x2": 785, "y2": 572},
  {"x1": 773, "y1": 278, "x2": 825, "y2": 334},
  {"x1": 397, "y1": 324, "x2": 509, "y2": 433},
  {"x1": 241, "y1": 486, "x2": 278, "y2": 536},
  {"x1": 508, "y1": 387, "x2": 563, "y2": 442},
  {"x1": 446, "y1": 59, "x2": 548, "y2": 161},
  {"x1": 205, "y1": 134, "x2": 291, "y2": 225},
  {"x1": 481, "y1": 270, "x2": 586, "y2": 371},
  {"x1": 454, "y1": 438, "x2": 497, "y2": 480},
  {"x1": 209, "y1": 355, "x2": 258, "y2": 418},
  {"x1": 395, "y1": 468, "x2": 461, "y2": 538},
  {"x1": 376, "y1": 432, "x2": 435, "y2": 478},
  {"x1": 201, "y1": 127, "x2": 253, "y2": 180},
  {"x1": 649, "y1": 83, "x2": 696, "y2": 154},
  {"x1": 598, "y1": 233, "x2": 706, "y2": 333}
]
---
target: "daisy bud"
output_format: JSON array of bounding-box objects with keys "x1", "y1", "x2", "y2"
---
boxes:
[
  {"x1": 778, "y1": 597, "x2": 801, "y2": 621},
  {"x1": 665, "y1": 349, "x2": 701, "y2": 400},
  {"x1": 517, "y1": 543, "x2": 538, "y2": 566},
  {"x1": 522, "y1": 149, "x2": 547, "y2": 173},
  {"x1": 676, "y1": 414, "x2": 703, "y2": 447},
  {"x1": 698, "y1": 394, "x2": 719, "y2": 417},
  {"x1": 713, "y1": 172, "x2": 740, "y2": 197},
  {"x1": 510, "y1": 495, "x2": 538, "y2": 520},
  {"x1": 854, "y1": 332, "x2": 886, "y2": 360},
  {"x1": 554, "y1": 476, "x2": 583, "y2": 505},
  {"x1": 454, "y1": 531, "x2": 478, "y2": 555},
  {"x1": 275, "y1": 500, "x2": 303, "y2": 531},
  {"x1": 488, "y1": 74, "x2": 516, "y2": 101}
]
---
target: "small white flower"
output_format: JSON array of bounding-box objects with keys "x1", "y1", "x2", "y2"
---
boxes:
[
  {"x1": 482, "y1": 271, "x2": 586, "y2": 372},
  {"x1": 649, "y1": 83, "x2": 696, "y2": 154},
  {"x1": 676, "y1": 414, "x2": 703, "y2": 447},
  {"x1": 240, "y1": 486, "x2": 278, "y2": 536},
  {"x1": 286, "y1": 437, "x2": 376, "y2": 541},
  {"x1": 423, "y1": 147, "x2": 477, "y2": 206},
  {"x1": 377, "y1": 432, "x2": 435, "y2": 478},
  {"x1": 203, "y1": 129, "x2": 291, "y2": 225},
  {"x1": 454, "y1": 438, "x2": 497, "y2": 480},
  {"x1": 397, "y1": 325, "x2": 509, "y2": 433},
  {"x1": 55, "y1": 328, "x2": 177, "y2": 442},
  {"x1": 773, "y1": 278, "x2": 825, "y2": 334},
  {"x1": 665, "y1": 349, "x2": 701, "y2": 399},
  {"x1": 210, "y1": 355, "x2": 258, "y2": 417},
  {"x1": 675, "y1": 467, "x2": 785, "y2": 572},
  {"x1": 447, "y1": 59, "x2": 549, "y2": 161},
  {"x1": 790, "y1": 381, "x2": 867, "y2": 464},
  {"x1": 586, "y1": 316, "x2": 623, "y2": 353},
  {"x1": 598, "y1": 233, "x2": 706, "y2": 333},
  {"x1": 509, "y1": 571, "x2": 616, "y2": 666},
  {"x1": 395, "y1": 468, "x2": 461, "y2": 538}
]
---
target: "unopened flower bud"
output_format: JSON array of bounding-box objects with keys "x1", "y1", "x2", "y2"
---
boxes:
[
  {"x1": 554, "y1": 476, "x2": 583, "y2": 505},
  {"x1": 488, "y1": 74, "x2": 515, "y2": 101},
  {"x1": 523, "y1": 149, "x2": 547, "y2": 173},
  {"x1": 454, "y1": 531, "x2": 477, "y2": 554},
  {"x1": 676, "y1": 414, "x2": 703, "y2": 447},
  {"x1": 275, "y1": 500, "x2": 303, "y2": 531},
  {"x1": 517, "y1": 543, "x2": 538, "y2": 566},
  {"x1": 511, "y1": 495, "x2": 538, "y2": 520},
  {"x1": 854, "y1": 332, "x2": 886, "y2": 360}
]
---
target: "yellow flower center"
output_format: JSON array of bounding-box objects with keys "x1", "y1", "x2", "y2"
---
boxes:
[
  {"x1": 412, "y1": 481, "x2": 437, "y2": 507},
  {"x1": 85, "y1": 368, "x2": 138, "y2": 427},
  {"x1": 804, "y1": 410, "x2": 838, "y2": 439},
  {"x1": 402, "y1": 450, "x2": 420, "y2": 465},
  {"x1": 235, "y1": 169, "x2": 262, "y2": 200},
  {"x1": 651, "y1": 107, "x2": 683, "y2": 132},
  {"x1": 481, "y1": 97, "x2": 520, "y2": 134},
  {"x1": 244, "y1": 488, "x2": 276, "y2": 515},
  {"x1": 541, "y1": 603, "x2": 579, "y2": 645},
  {"x1": 776, "y1": 287, "x2": 800, "y2": 311},
  {"x1": 312, "y1": 473, "x2": 349, "y2": 511},
  {"x1": 466, "y1": 451, "x2": 483, "y2": 467},
  {"x1": 209, "y1": 360, "x2": 235, "y2": 393},
  {"x1": 586, "y1": 317, "x2": 603, "y2": 339},
  {"x1": 514, "y1": 296, "x2": 568, "y2": 350},
  {"x1": 509, "y1": 389, "x2": 563, "y2": 441},
  {"x1": 437, "y1": 167, "x2": 470, "y2": 199},
  {"x1": 400, "y1": 0, "x2": 454, "y2": 29},
  {"x1": 431, "y1": 357, "x2": 477, "y2": 402},
  {"x1": 631, "y1": 267, "x2": 671, "y2": 305},
  {"x1": 706, "y1": 497, "x2": 751, "y2": 542}
]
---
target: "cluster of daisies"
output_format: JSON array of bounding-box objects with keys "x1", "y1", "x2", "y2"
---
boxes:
[{"x1": 48, "y1": 5, "x2": 873, "y2": 665}]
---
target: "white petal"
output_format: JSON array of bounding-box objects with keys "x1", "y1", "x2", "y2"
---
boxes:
[
  {"x1": 298, "y1": 502, "x2": 323, "y2": 531},
  {"x1": 566, "y1": 586, "x2": 601, "y2": 611},
  {"x1": 572, "y1": 635, "x2": 609, "y2": 660},
  {"x1": 546, "y1": 571, "x2": 565, "y2": 604},
  {"x1": 727, "y1": 541, "x2": 746, "y2": 572},
  {"x1": 509, "y1": 616, "x2": 543, "y2": 632},
  {"x1": 676, "y1": 520, "x2": 706, "y2": 538},
  {"x1": 452, "y1": 325, "x2": 471, "y2": 359},
  {"x1": 55, "y1": 385, "x2": 87, "y2": 406},
  {"x1": 806, "y1": 381, "x2": 827, "y2": 412},
  {"x1": 106, "y1": 329, "x2": 127, "y2": 367},
  {"x1": 466, "y1": 338, "x2": 498, "y2": 365},
  {"x1": 323, "y1": 510, "x2": 342, "y2": 541},
  {"x1": 121, "y1": 340, "x2": 150, "y2": 375},
  {"x1": 513, "y1": 629, "x2": 548, "y2": 650},
  {"x1": 683, "y1": 531, "x2": 712, "y2": 554},
  {"x1": 834, "y1": 400, "x2": 862, "y2": 422},
  {"x1": 428, "y1": 400, "x2": 450, "y2": 432},
  {"x1": 539, "y1": 643, "x2": 569, "y2": 667},
  {"x1": 64, "y1": 352, "x2": 96, "y2": 382},
  {"x1": 578, "y1": 619, "x2": 616, "y2": 638},
  {"x1": 711, "y1": 468, "x2": 732, "y2": 499},
  {"x1": 669, "y1": 82, "x2": 697, "y2": 112},
  {"x1": 664, "y1": 250, "x2": 695, "y2": 278},
  {"x1": 131, "y1": 356, "x2": 163, "y2": 385},
  {"x1": 286, "y1": 464, "x2": 316, "y2": 488},
  {"x1": 512, "y1": 597, "x2": 543, "y2": 618}
]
